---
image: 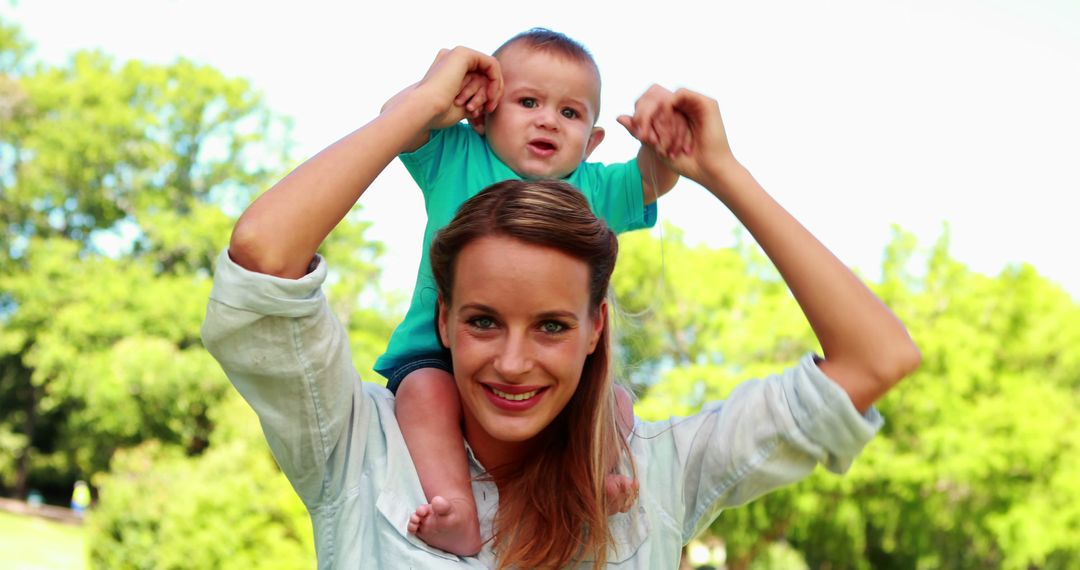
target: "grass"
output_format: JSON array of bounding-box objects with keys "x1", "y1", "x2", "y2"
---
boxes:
[{"x1": 0, "y1": 510, "x2": 87, "y2": 570}]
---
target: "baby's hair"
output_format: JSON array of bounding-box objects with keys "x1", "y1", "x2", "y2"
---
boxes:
[
  {"x1": 494, "y1": 27, "x2": 597, "y2": 69},
  {"x1": 494, "y1": 27, "x2": 602, "y2": 117}
]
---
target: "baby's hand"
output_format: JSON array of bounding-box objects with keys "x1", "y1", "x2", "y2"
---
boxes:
[
  {"x1": 455, "y1": 71, "x2": 495, "y2": 119},
  {"x1": 617, "y1": 84, "x2": 691, "y2": 157}
]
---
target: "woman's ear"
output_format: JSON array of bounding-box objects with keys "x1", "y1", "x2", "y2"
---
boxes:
[
  {"x1": 587, "y1": 300, "x2": 607, "y2": 354},
  {"x1": 437, "y1": 296, "x2": 451, "y2": 348}
]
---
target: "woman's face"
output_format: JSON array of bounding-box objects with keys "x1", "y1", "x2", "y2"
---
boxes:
[{"x1": 438, "y1": 235, "x2": 605, "y2": 451}]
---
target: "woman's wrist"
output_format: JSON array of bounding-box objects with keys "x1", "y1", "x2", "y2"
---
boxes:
[
  {"x1": 699, "y1": 154, "x2": 746, "y2": 199},
  {"x1": 377, "y1": 90, "x2": 443, "y2": 153}
]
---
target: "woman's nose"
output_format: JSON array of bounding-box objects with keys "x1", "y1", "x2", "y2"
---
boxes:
[{"x1": 493, "y1": 332, "x2": 534, "y2": 379}]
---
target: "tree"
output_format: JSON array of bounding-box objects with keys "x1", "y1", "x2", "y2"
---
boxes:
[
  {"x1": 88, "y1": 392, "x2": 316, "y2": 569},
  {"x1": 0, "y1": 26, "x2": 286, "y2": 495},
  {"x1": 0, "y1": 15, "x2": 389, "y2": 503},
  {"x1": 613, "y1": 226, "x2": 1080, "y2": 568},
  {"x1": 0, "y1": 17, "x2": 400, "y2": 568}
]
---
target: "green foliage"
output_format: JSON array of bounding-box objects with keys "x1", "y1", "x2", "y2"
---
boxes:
[
  {"x1": 0, "y1": 11, "x2": 296, "y2": 499},
  {"x1": 0, "y1": 236, "x2": 224, "y2": 483},
  {"x1": 616, "y1": 227, "x2": 1080, "y2": 569},
  {"x1": 0, "y1": 15, "x2": 393, "y2": 566},
  {"x1": 613, "y1": 224, "x2": 813, "y2": 399},
  {"x1": 87, "y1": 394, "x2": 315, "y2": 570}
]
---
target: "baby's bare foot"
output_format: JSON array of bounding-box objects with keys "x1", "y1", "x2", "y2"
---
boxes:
[
  {"x1": 407, "y1": 495, "x2": 482, "y2": 556},
  {"x1": 605, "y1": 473, "x2": 639, "y2": 514}
]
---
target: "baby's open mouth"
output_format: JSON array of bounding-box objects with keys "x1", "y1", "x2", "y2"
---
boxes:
[{"x1": 528, "y1": 140, "x2": 556, "y2": 152}]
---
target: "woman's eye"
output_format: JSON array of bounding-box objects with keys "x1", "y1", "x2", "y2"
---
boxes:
[
  {"x1": 560, "y1": 108, "x2": 578, "y2": 119},
  {"x1": 520, "y1": 98, "x2": 537, "y2": 108},
  {"x1": 469, "y1": 317, "x2": 496, "y2": 329},
  {"x1": 540, "y1": 321, "x2": 566, "y2": 334}
]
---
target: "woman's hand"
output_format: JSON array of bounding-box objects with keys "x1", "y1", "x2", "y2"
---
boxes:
[
  {"x1": 619, "y1": 87, "x2": 739, "y2": 193},
  {"x1": 230, "y1": 49, "x2": 503, "y2": 278},
  {"x1": 410, "y1": 47, "x2": 504, "y2": 131},
  {"x1": 617, "y1": 85, "x2": 689, "y2": 156},
  {"x1": 626, "y1": 85, "x2": 920, "y2": 411}
]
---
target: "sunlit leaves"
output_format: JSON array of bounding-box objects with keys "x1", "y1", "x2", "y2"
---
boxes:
[{"x1": 615, "y1": 226, "x2": 1080, "y2": 568}]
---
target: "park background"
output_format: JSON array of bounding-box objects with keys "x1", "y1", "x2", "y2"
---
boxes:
[{"x1": 2, "y1": 0, "x2": 1078, "y2": 568}]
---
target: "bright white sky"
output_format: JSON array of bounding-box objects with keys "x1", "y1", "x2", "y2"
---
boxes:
[{"x1": 10, "y1": 0, "x2": 1080, "y2": 299}]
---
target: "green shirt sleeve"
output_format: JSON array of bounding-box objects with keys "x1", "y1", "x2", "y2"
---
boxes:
[
  {"x1": 399, "y1": 127, "x2": 449, "y2": 196},
  {"x1": 570, "y1": 158, "x2": 658, "y2": 234}
]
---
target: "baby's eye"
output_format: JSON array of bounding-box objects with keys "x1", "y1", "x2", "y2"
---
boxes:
[
  {"x1": 540, "y1": 320, "x2": 567, "y2": 334},
  {"x1": 469, "y1": 316, "x2": 497, "y2": 330},
  {"x1": 560, "y1": 108, "x2": 579, "y2": 119},
  {"x1": 520, "y1": 98, "x2": 537, "y2": 108}
]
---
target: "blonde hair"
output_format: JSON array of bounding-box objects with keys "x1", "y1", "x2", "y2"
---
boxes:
[{"x1": 430, "y1": 179, "x2": 632, "y2": 569}]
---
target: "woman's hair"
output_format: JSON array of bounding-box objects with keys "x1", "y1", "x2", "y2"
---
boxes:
[{"x1": 430, "y1": 179, "x2": 631, "y2": 569}]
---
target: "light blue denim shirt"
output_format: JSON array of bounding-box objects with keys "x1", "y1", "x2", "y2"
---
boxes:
[{"x1": 201, "y1": 250, "x2": 884, "y2": 569}]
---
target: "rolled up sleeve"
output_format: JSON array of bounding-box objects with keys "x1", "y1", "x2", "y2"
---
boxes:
[
  {"x1": 200, "y1": 250, "x2": 367, "y2": 507},
  {"x1": 636, "y1": 353, "x2": 883, "y2": 542}
]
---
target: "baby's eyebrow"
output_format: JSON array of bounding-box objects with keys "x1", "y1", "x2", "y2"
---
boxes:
[{"x1": 506, "y1": 86, "x2": 539, "y2": 97}]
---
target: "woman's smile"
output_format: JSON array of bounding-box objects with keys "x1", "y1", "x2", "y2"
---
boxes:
[{"x1": 484, "y1": 384, "x2": 548, "y2": 410}]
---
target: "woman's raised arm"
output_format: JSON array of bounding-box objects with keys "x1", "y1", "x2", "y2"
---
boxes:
[
  {"x1": 644, "y1": 89, "x2": 920, "y2": 412},
  {"x1": 228, "y1": 47, "x2": 502, "y2": 279}
]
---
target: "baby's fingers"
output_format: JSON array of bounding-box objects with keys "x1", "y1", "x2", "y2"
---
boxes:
[
  {"x1": 668, "y1": 110, "x2": 691, "y2": 156},
  {"x1": 617, "y1": 114, "x2": 651, "y2": 145},
  {"x1": 455, "y1": 73, "x2": 488, "y2": 115},
  {"x1": 649, "y1": 109, "x2": 682, "y2": 156},
  {"x1": 680, "y1": 114, "x2": 693, "y2": 155}
]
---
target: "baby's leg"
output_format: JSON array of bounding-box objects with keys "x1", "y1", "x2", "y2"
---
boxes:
[
  {"x1": 606, "y1": 384, "x2": 639, "y2": 514},
  {"x1": 397, "y1": 367, "x2": 482, "y2": 556}
]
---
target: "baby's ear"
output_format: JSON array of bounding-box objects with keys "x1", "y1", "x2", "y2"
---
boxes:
[
  {"x1": 468, "y1": 115, "x2": 486, "y2": 136},
  {"x1": 583, "y1": 126, "x2": 605, "y2": 159}
]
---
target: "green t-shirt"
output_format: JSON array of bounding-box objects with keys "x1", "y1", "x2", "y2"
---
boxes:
[{"x1": 374, "y1": 123, "x2": 657, "y2": 379}]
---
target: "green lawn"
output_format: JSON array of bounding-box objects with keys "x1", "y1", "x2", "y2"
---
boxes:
[{"x1": 0, "y1": 511, "x2": 86, "y2": 570}]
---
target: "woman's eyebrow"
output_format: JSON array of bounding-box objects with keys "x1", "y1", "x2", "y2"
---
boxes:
[
  {"x1": 459, "y1": 304, "x2": 579, "y2": 322},
  {"x1": 459, "y1": 302, "x2": 499, "y2": 314},
  {"x1": 535, "y1": 310, "x2": 579, "y2": 322}
]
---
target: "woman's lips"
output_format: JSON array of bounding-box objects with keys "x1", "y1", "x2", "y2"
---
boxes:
[{"x1": 482, "y1": 384, "x2": 548, "y2": 411}]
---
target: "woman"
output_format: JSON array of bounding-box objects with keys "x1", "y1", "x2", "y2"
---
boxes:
[{"x1": 201, "y1": 47, "x2": 920, "y2": 568}]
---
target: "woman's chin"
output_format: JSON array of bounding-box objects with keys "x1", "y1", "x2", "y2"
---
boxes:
[{"x1": 483, "y1": 417, "x2": 546, "y2": 443}]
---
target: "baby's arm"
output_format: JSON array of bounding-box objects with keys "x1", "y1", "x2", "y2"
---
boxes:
[{"x1": 618, "y1": 85, "x2": 688, "y2": 205}]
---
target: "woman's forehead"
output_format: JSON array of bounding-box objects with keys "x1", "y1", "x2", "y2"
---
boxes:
[{"x1": 450, "y1": 236, "x2": 591, "y2": 313}]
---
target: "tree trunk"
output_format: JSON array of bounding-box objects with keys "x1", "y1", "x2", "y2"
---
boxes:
[{"x1": 14, "y1": 382, "x2": 37, "y2": 500}]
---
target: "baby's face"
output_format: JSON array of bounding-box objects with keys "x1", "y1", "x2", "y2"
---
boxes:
[{"x1": 480, "y1": 45, "x2": 603, "y2": 180}]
